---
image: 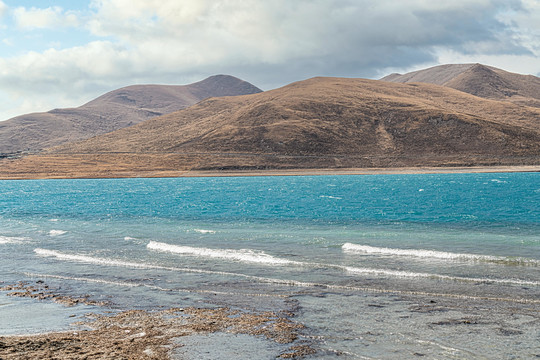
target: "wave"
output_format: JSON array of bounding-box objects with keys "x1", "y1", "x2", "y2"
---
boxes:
[
  {"x1": 33, "y1": 248, "x2": 281, "y2": 280},
  {"x1": 0, "y1": 235, "x2": 28, "y2": 244},
  {"x1": 35, "y1": 248, "x2": 540, "y2": 289},
  {"x1": 342, "y1": 265, "x2": 540, "y2": 287},
  {"x1": 192, "y1": 229, "x2": 216, "y2": 234},
  {"x1": 49, "y1": 230, "x2": 67, "y2": 236},
  {"x1": 147, "y1": 241, "x2": 300, "y2": 266},
  {"x1": 319, "y1": 195, "x2": 342, "y2": 200},
  {"x1": 22, "y1": 267, "x2": 540, "y2": 305},
  {"x1": 35, "y1": 248, "x2": 153, "y2": 269},
  {"x1": 148, "y1": 242, "x2": 540, "y2": 286},
  {"x1": 342, "y1": 243, "x2": 539, "y2": 266}
]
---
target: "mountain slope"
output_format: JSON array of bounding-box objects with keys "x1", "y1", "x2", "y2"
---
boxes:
[
  {"x1": 381, "y1": 64, "x2": 540, "y2": 107},
  {"x1": 2, "y1": 76, "x2": 539, "y2": 178},
  {"x1": 0, "y1": 75, "x2": 262, "y2": 154}
]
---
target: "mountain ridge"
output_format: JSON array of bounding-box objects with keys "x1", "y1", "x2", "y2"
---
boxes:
[
  {"x1": 381, "y1": 63, "x2": 540, "y2": 107},
  {"x1": 0, "y1": 75, "x2": 262, "y2": 154},
  {"x1": 2, "y1": 73, "x2": 539, "y2": 179}
]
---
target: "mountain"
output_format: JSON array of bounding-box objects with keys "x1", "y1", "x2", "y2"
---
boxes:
[
  {"x1": 381, "y1": 64, "x2": 540, "y2": 107},
  {"x1": 0, "y1": 75, "x2": 262, "y2": 154},
  {"x1": 2, "y1": 75, "x2": 539, "y2": 179}
]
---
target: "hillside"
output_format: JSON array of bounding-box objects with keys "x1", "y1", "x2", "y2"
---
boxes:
[
  {"x1": 2, "y1": 76, "x2": 539, "y2": 179},
  {"x1": 381, "y1": 64, "x2": 540, "y2": 107},
  {"x1": 0, "y1": 75, "x2": 262, "y2": 154}
]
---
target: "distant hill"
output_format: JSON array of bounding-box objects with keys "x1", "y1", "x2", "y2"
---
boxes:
[
  {"x1": 2, "y1": 75, "x2": 539, "y2": 179},
  {"x1": 381, "y1": 64, "x2": 540, "y2": 107},
  {"x1": 0, "y1": 75, "x2": 262, "y2": 154}
]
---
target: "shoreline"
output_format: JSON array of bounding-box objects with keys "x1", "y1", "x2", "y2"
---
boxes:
[
  {"x1": 1, "y1": 165, "x2": 539, "y2": 180},
  {"x1": 0, "y1": 281, "x2": 311, "y2": 359}
]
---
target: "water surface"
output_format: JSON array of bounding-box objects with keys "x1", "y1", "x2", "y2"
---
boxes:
[{"x1": 1, "y1": 173, "x2": 539, "y2": 358}]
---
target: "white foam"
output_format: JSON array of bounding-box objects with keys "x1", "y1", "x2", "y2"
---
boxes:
[
  {"x1": 35, "y1": 248, "x2": 151, "y2": 269},
  {"x1": 33, "y1": 248, "x2": 276, "y2": 279},
  {"x1": 147, "y1": 241, "x2": 299, "y2": 265},
  {"x1": 124, "y1": 236, "x2": 136, "y2": 241},
  {"x1": 342, "y1": 243, "x2": 539, "y2": 266},
  {"x1": 343, "y1": 265, "x2": 540, "y2": 286},
  {"x1": 31, "y1": 249, "x2": 540, "y2": 302},
  {"x1": 192, "y1": 229, "x2": 216, "y2": 234},
  {"x1": 48, "y1": 230, "x2": 67, "y2": 236},
  {"x1": 319, "y1": 195, "x2": 342, "y2": 199},
  {"x1": 35, "y1": 246, "x2": 540, "y2": 290},
  {"x1": 0, "y1": 235, "x2": 28, "y2": 244}
]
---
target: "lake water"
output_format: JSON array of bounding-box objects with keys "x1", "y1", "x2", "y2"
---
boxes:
[{"x1": 1, "y1": 173, "x2": 539, "y2": 358}]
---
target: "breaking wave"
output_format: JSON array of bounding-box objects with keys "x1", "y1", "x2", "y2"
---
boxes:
[
  {"x1": 192, "y1": 229, "x2": 216, "y2": 234},
  {"x1": 147, "y1": 241, "x2": 300, "y2": 266},
  {"x1": 0, "y1": 235, "x2": 28, "y2": 244},
  {"x1": 342, "y1": 243, "x2": 539, "y2": 266},
  {"x1": 35, "y1": 247, "x2": 540, "y2": 288}
]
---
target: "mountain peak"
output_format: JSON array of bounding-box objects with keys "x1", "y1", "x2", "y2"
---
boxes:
[
  {"x1": 0, "y1": 75, "x2": 262, "y2": 154},
  {"x1": 381, "y1": 63, "x2": 540, "y2": 106},
  {"x1": 189, "y1": 74, "x2": 262, "y2": 99}
]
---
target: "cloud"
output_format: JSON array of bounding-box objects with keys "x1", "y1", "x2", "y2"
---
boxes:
[
  {"x1": 85, "y1": 0, "x2": 530, "y2": 73},
  {"x1": 0, "y1": 1, "x2": 7, "y2": 17},
  {"x1": 13, "y1": 6, "x2": 79, "y2": 29},
  {"x1": 0, "y1": 0, "x2": 538, "y2": 121}
]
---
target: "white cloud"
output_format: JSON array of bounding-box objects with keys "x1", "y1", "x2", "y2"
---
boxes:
[
  {"x1": 86, "y1": 0, "x2": 532, "y2": 65},
  {"x1": 0, "y1": 0, "x2": 539, "y2": 121},
  {"x1": 500, "y1": 0, "x2": 540, "y2": 54},
  {"x1": 13, "y1": 6, "x2": 79, "y2": 29},
  {"x1": 0, "y1": 1, "x2": 7, "y2": 17}
]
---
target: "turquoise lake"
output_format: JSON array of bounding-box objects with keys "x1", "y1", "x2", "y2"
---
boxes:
[{"x1": 1, "y1": 173, "x2": 539, "y2": 358}]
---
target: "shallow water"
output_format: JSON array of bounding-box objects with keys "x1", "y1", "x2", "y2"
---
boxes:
[
  {"x1": 0, "y1": 173, "x2": 539, "y2": 358},
  {"x1": 0, "y1": 293, "x2": 94, "y2": 336}
]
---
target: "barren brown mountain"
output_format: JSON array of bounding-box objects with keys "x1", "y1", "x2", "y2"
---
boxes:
[
  {"x1": 2, "y1": 75, "x2": 539, "y2": 179},
  {"x1": 382, "y1": 63, "x2": 540, "y2": 107},
  {"x1": 0, "y1": 75, "x2": 262, "y2": 154}
]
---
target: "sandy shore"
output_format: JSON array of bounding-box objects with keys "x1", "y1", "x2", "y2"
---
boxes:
[
  {"x1": 173, "y1": 165, "x2": 540, "y2": 177},
  {"x1": 1, "y1": 165, "x2": 539, "y2": 180},
  {"x1": 0, "y1": 281, "x2": 313, "y2": 359}
]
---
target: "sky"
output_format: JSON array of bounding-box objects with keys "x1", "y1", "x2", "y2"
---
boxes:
[{"x1": 0, "y1": 0, "x2": 539, "y2": 121}]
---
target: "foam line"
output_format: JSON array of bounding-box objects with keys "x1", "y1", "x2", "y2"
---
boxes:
[
  {"x1": 342, "y1": 243, "x2": 539, "y2": 266},
  {"x1": 0, "y1": 236, "x2": 28, "y2": 244},
  {"x1": 147, "y1": 241, "x2": 302, "y2": 265},
  {"x1": 342, "y1": 265, "x2": 540, "y2": 286},
  {"x1": 145, "y1": 242, "x2": 540, "y2": 286},
  {"x1": 192, "y1": 229, "x2": 216, "y2": 234},
  {"x1": 35, "y1": 247, "x2": 540, "y2": 291},
  {"x1": 34, "y1": 248, "x2": 262, "y2": 279}
]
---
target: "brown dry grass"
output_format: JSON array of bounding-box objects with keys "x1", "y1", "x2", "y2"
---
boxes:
[
  {"x1": 0, "y1": 75, "x2": 261, "y2": 154},
  {"x1": 1, "y1": 77, "x2": 539, "y2": 179},
  {"x1": 383, "y1": 63, "x2": 540, "y2": 106}
]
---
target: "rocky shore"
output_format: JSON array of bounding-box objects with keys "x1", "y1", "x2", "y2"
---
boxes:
[{"x1": 0, "y1": 281, "x2": 314, "y2": 359}]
